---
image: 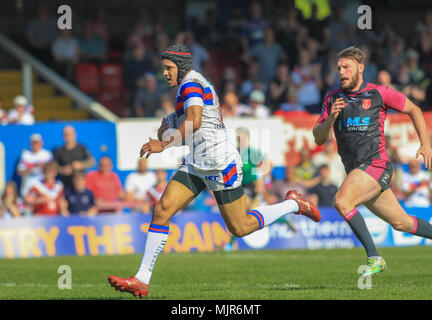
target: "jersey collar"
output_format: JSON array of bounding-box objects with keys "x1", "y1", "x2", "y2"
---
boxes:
[
  {"x1": 343, "y1": 82, "x2": 367, "y2": 95},
  {"x1": 179, "y1": 70, "x2": 193, "y2": 86}
]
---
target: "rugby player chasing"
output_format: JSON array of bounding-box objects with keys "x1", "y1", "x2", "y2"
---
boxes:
[{"x1": 313, "y1": 46, "x2": 432, "y2": 277}]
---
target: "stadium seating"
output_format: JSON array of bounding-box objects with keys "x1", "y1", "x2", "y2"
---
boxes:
[
  {"x1": 98, "y1": 63, "x2": 128, "y2": 116},
  {"x1": 97, "y1": 88, "x2": 127, "y2": 116},
  {"x1": 75, "y1": 63, "x2": 100, "y2": 95},
  {"x1": 0, "y1": 70, "x2": 89, "y2": 121},
  {"x1": 100, "y1": 63, "x2": 123, "y2": 90}
]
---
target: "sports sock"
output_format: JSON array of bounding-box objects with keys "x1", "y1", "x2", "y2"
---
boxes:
[
  {"x1": 135, "y1": 224, "x2": 169, "y2": 284},
  {"x1": 247, "y1": 199, "x2": 299, "y2": 229},
  {"x1": 409, "y1": 216, "x2": 432, "y2": 239},
  {"x1": 343, "y1": 208, "x2": 379, "y2": 258}
]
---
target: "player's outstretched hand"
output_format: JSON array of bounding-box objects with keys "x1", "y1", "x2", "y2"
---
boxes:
[
  {"x1": 416, "y1": 145, "x2": 432, "y2": 170},
  {"x1": 330, "y1": 97, "x2": 347, "y2": 121},
  {"x1": 140, "y1": 136, "x2": 174, "y2": 159}
]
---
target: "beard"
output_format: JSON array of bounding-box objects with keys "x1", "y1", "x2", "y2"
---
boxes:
[{"x1": 340, "y1": 68, "x2": 360, "y2": 91}]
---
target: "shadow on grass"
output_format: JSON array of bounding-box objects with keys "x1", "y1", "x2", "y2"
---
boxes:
[
  {"x1": 45, "y1": 295, "x2": 168, "y2": 300},
  {"x1": 265, "y1": 286, "x2": 326, "y2": 291}
]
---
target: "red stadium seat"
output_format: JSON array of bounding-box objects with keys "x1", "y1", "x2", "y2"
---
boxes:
[
  {"x1": 97, "y1": 88, "x2": 128, "y2": 117},
  {"x1": 100, "y1": 63, "x2": 123, "y2": 91},
  {"x1": 75, "y1": 63, "x2": 100, "y2": 94},
  {"x1": 98, "y1": 63, "x2": 127, "y2": 116}
]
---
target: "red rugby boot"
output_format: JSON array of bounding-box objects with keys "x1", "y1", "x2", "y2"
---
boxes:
[
  {"x1": 285, "y1": 190, "x2": 321, "y2": 222},
  {"x1": 108, "y1": 276, "x2": 149, "y2": 298}
]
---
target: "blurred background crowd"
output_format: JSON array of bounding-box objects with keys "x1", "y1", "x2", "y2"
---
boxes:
[
  {"x1": 1, "y1": 123, "x2": 431, "y2": 219},
  {"x1": 0, "y1": 0, "x2": 431, "y2": 121},
  {"x1": 0, "y1": 0, "x2": 431, "y2": 218}
]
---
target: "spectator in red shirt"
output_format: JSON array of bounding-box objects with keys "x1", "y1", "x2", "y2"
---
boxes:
[
  {"x1": 25, "y1": 161, "x2": 69, "y2": 216},
  {"x1": 86, "y1": 156, "x2": 125, "y2": 213}
]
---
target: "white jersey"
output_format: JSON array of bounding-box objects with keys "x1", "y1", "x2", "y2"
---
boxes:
[
  {"x1": 125, "y1": 171, "x2": 157, "y2": 199},
  {"x1": 17, "y1": 148, "x2": 53, "y2": 196},
  {"x1": 7, "y1": 109, "x2": 35, "y2": 125},
  {"x1": 169, "y1": 70, "x2": 240, "y2": 171},
  {"x1": 402, "y1": 170, "x2": 431, "y2": 207}
]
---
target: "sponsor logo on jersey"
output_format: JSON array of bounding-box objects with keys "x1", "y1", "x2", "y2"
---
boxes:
[
  {"x1": 338, "y1": 116, "x2": 371, "y2": 131},
  {"x1": 205, "y1": 175, "x2": 219, "y2": 181}
]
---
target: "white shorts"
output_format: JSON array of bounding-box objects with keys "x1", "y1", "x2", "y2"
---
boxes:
[{"x1": 177, "y1": 158, "x2": 243, "y2": 192}]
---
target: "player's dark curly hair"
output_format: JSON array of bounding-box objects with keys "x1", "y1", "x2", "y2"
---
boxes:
[{"x1": 161, "y1": 45, "x2": 193, "y2": 85}]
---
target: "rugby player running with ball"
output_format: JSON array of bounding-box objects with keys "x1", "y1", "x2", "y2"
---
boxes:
[{"x1": 108, "y1": 45, "x2": 321, "y2": 298}]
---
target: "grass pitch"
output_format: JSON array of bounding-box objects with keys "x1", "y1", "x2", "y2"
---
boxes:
[{"x1": 1, "y1": 246, "x2": 431, "y2": 300}]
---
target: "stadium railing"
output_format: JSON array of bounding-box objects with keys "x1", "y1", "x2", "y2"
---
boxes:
[{"x1": 0, "y1": 32, "x2": 118, "y2": 122}]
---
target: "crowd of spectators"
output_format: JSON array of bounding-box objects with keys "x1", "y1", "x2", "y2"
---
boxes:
[
  {"x1": 1, "y1": 1, "x2": 432, "y2": 217},
  {"x1": 239, "y1": 132, "x2": 432, "y2": 210},
  {"x1": 13, "y1": 1, "x2": 432, "y2": 118},
  {"x1": 25, "y1": 3, "x2": 109, "y2": 81},
  {"x1": 0, "y1": 95, "x2": 35, "y2": 126},
  {"x1": 0, "y1": 125, "x2": 175, "y2": 218},
  {"x1": 0, "y1": 125, "x2": 431, "y2": 219}
]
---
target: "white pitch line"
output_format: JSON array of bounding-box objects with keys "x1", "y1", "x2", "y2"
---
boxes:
[{"x1": 0, "y1": 283, "x2": 106, "y2": 288}]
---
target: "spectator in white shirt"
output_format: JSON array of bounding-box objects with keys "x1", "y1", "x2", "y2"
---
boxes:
[
  {"x1": 401, "y1": 159, "x2": 431, "y2": 207},
  {"x1": 125, "y1": 158, "x2": 157, "y2": 213},
  {"x1": 17, "y1": 133, "x2": 53, "y2": 197},
  {"x1": 8, "y1": 95, "x2": 35, "y2": 125},
  {"x1": 311, "y1": 140, "x2": 346, "y2": 187},
  {"x1": 248, "y1": 90, "x2": 270, "y2": 118}
]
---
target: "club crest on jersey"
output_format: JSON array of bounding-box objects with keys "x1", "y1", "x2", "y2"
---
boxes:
[{"x1": 362, "y1": 99, "x2": 372, "y2": 110}]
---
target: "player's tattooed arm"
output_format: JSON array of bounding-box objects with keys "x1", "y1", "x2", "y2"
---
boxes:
[{"x1": 402, "y1": 98, "x2": 432, "y2": 169}]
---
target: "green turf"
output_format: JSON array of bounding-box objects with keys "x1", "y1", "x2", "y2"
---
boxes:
[{"x1": 1, "y1": 246, "x2": 431, "y2": 300}]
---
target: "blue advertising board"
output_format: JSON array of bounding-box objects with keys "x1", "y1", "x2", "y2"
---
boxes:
[
  {"x1": 1, "y1": 207, "x2": 431, "y2": 259},
  {"x1": 0, "y1": 211, "x2": 231, "y2": 258},
  {"x1": 357, "y1": 206, "x2": 432, "y2": 247},
  {"x1": 237, "y1": 208, "x2": 361, "y2": 250},
  {"x1": 0, "y1": 121, "x2": 117, "y2": 187}
]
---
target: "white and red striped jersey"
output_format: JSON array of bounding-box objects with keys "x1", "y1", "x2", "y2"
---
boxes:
[
  {"x1": 146, "y1": 184, "x2": 166, "y2": 208},
  {"x1": 28, "y1": 179, "x2": 64, "y2": 215},
  {"x1": 172, "y1": 70, "x2": 240, "y2": 171},
  {"x1": 17, "y1": 149, "x2": 53, "y2": 196}
]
